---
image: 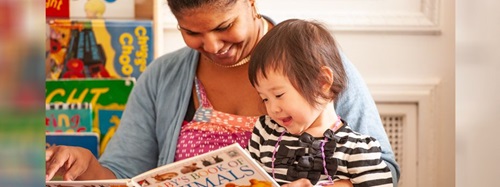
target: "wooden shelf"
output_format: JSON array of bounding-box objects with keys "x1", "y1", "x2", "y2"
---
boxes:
[{"x1": 134, "y1": 0, "x2": 154, "y2": 19}]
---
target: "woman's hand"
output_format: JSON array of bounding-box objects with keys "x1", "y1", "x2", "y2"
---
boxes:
[{"x1": 45, "y1": 145, "x2": 115, "y2": 181}]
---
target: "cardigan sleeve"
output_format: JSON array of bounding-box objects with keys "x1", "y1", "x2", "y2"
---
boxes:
[
  {"x1": 98, "y1": 58, "x2": 162, "y2": 179},
  {"x1": 98, "y1": 47, "x2": 198, "y2": 178}
]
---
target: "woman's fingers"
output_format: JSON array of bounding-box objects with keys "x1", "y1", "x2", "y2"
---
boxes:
[
  {"x1": 46, "y1": 146, "x2": 69, "y2": 180},
  {"x1": 46, "y1": 146, "x2": 86, "y2": 181},
  {"x1": 63, "y1": 153, "x2": 88, "y2": 181},
  {"x1": 46, "y1": 148, "x2": 54, "y2": 162},
  {"x1": 46, "y1": 146, "x2": 95, "y2": 181},
  {"x1": 63, "y1": 163, "x2": 81, "y2": 181}
]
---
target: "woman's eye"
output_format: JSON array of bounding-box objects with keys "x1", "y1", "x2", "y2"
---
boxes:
[
  {"x1": 276, "y1": 93, "x2": 284, "y2": 98},
  {"x1": 262, "y1": 98, "x2": 268, "y2": 103},
  {"x1": 185, "y1": 31, "x2": 199, "y2": 36},
  {"x1": 215, "y1": 24, "x2": 232, "y2": 32}
]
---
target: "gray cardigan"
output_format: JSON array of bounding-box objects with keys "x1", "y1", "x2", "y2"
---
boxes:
[{"x1": 99, "y1": 47, "x2": 400, "y2": 185}]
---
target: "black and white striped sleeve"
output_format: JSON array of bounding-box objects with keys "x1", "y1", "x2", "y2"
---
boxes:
[
  {"x1": 248, "y1": 115, "x2": 267, "y2": 161},
  {"x1": 344, "y1": 134, "x2": 393, "y2": 187}
]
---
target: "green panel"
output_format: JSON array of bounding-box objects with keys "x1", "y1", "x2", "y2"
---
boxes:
[{"x1": 45, "y1": 78, "x2": 135, "y2": 107}]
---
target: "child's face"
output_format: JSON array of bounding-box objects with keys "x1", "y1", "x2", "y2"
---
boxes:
[{"x1": 254, "y1": 71, "x2": 324, "y2": 135}]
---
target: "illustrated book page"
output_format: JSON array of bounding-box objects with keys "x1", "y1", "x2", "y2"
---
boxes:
[
  {"x1": 46, "y1": 143, "x2": 279, "y2": 187},
  {"x1": 45, "y1": 179, "x2": 129, "y2": 187}
]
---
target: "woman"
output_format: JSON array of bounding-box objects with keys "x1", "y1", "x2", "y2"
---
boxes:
[{"x1": 45, "y1": 0, "x2": 400, "y2": 186}]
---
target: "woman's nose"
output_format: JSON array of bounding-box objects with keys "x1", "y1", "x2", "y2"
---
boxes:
[{"x1": 202, "y1": 33, "x2": 222, "y2": 54}]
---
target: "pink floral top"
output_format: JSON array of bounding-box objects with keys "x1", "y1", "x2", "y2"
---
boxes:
[{"x1": 174, "y1": 78, "x2": 258, "y2": 161}]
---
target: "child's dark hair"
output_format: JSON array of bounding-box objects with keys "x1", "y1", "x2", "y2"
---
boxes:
[{"x1": 248, "y1": 19, "x2": 347, "y2": 107}]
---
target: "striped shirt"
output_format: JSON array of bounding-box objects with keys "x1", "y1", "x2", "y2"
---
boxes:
[{"x1": 248, "y1": 115, "x2": 393, "y2": 187}]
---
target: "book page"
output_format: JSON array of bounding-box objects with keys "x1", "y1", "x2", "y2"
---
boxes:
[
  {"x1": 46, "y1": 179, "x2": 130, "y2": 187},
  {"x1": 130, "y1": 143, "x2": 279, "y2": 187}
]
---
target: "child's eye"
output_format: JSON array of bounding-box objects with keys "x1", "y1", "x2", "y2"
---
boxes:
[{"x1": 276, "y1": 93, "x2": 285, "y2": 98}]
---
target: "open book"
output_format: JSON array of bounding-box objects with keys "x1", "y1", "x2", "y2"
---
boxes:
[{"x1": 46, "y1": 143, "x2": 279, "y2": 187}]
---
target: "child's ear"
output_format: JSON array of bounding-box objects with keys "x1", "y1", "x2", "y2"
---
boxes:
[{"x1": 320, "y1": 66, "x2": 334, "y2": 93}]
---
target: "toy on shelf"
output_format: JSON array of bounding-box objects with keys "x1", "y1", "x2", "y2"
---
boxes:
[{"x1": 46, "y1": 19, "x2": 154, "y2": 80}]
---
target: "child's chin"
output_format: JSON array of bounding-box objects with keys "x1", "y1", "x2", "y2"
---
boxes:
[{"x1": 287, "y1": 129, "x2": 301, "y2": 135}]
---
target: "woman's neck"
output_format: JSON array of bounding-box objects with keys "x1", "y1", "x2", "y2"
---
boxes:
[{"x1": 248, "y1": 17, "x2": 269, "y2": 58}]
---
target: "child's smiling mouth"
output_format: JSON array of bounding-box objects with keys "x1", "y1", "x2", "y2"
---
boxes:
[{"x1": 280, "y1": 117, "x2": 293, "y2": 126}]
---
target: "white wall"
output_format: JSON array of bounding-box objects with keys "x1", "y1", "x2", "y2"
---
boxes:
[
  {"x1": 456, "y1": 0, "x2": 500, "y2": 186},
  {"x1": 335, "y1": 1, "x2": 455, "y2": 186},
  {"x1": 157, "y1": 0, "x2": 455, "y2": 186}
]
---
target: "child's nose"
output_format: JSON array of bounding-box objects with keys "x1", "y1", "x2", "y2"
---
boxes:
[{"x1": 270, "y1": 101, "x2": 282, "y2": 114}]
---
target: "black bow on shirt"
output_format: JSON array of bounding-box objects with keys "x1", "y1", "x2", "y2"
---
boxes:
[{"x1": 274, "y1": 130, "x2": 339, "y2": 184}]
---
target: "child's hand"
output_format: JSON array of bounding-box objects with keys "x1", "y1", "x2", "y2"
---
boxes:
[
  {"x1": 281, "y1": 179, "x2": 353, "y2": 187},
  {"x1": 281, "y1": 178, "x2": 313, "y2": 187},
  {"x1": 316, "y1": 180, "x2": 353, "y2": 187}
]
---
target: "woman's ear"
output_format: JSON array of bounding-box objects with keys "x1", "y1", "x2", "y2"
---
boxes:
[
  {"x1": 320, "y1": 66, "x2": 334, "y2": 94},
  {"x1": 249, "y1": 0, "x2": 260, "y2": 19}
]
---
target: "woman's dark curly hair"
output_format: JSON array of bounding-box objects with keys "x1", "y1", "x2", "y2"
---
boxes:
[{"x1": 167, "y1": 0, "x2": 239, "y2": 16}]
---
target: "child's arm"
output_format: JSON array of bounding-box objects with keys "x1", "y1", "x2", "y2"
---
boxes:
[
  {"x1": 346, "y1": 137, "x2": 393, "y2": 187},
  {"x1": 247, "y1": 116, "x2": 267, "y2": 161}
]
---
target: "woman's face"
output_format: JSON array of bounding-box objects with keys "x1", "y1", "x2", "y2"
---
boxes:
[{"x1": 175, "y1": 0, "x2": 259, "y2": 66}]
